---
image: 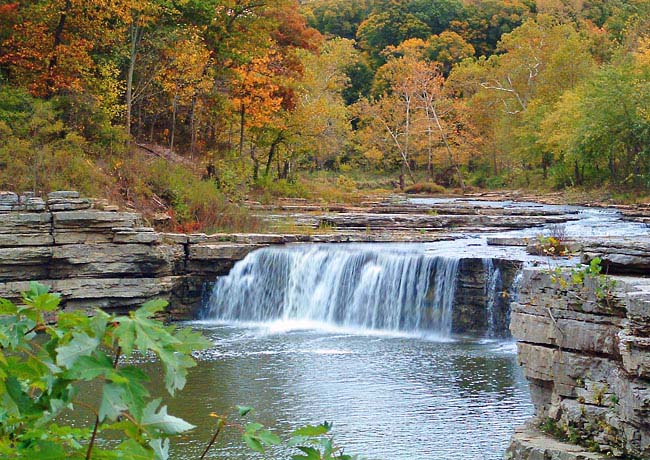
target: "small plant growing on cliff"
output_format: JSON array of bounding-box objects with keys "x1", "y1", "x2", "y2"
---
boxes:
[
  {"x1": 548, "y1": 257, "x2": 617, "y2": 306},
  {"x1": 572, "y1": 258, "x2": 617, "y2": 304},
  {"x1": 540, "y1": 418, "x2": 568, "y2": 441},
  {"x1": 536, "y1": 225, "x2": 570, "y2": 257}
]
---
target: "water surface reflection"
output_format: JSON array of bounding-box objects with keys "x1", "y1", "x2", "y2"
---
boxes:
[{"x1": 144, "y1": 325, "x2": 533, "y2": 460}]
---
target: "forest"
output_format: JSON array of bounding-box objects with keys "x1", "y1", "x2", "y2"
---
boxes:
[{"x1": 1, "y1": 0, "x2": 650, "y2": 230}]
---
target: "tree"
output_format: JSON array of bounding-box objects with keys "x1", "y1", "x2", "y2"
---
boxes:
[
  {"x1": 448, "y1": 16, "x2": 595, "y2": 178},
  {"x1": 356, "y1": 8, "x2": 431, "y2": 64},
  {"x1": 122, "y1": 0, "x2": 176, "y2": 138},
  {"x1": 302, "y1": 0, "x2": 380, "y2": 39},
  {"x1": 540, "y1": 59, "x2": 650, "y2": 187},
  {"x1": 406, "y1": 0, "x2": 465, "y2": 34},
  {"x1": 423, "y1": 31, "x2": 475, "y2": 76},
  {"x1": 450, "y1": 0, "x2": 533, "y2": 56},
  {"x1": 357, "y1": 55, "x2": 473, "y2": 188},
  {"x1": 0, "y1": 0, "x2": 129, "y2": 97},
  {"x1": 282, "y1": 38, "x2": 355, "y2": 171},
  {"x1": 158, "y1": 29, "x2": 212, "y2": 153}
]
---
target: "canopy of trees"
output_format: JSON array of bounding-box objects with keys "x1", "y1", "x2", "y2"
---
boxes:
[{"x1": 1, "y1": 0, "x2": 650, "y2": 214}]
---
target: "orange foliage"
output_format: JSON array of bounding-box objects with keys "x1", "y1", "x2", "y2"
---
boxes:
[{"x1": 231, "y1": 52, "x2": 285, "y2": 129}]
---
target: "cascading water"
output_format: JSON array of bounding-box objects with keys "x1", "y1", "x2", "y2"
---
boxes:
[
  {"x1": 482, "y1": 259, "x2": 502, "y2": 338},
  {"x1": 201, "y1": 244, "x2": 461, "y2": 336},
  {"x1": 200, "y1": 243, "x2": 523, "y2": 338}
]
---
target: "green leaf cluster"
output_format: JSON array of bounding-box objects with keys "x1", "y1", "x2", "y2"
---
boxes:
[{"x1": 0, "y1": 282, "x2": 210, "y2": 460}]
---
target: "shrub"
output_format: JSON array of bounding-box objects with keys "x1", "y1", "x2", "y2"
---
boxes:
[
  {"x1": 336, "y1": 175, "x2": 357, "y2": 191},
  {"x1": 0, "y1": 282, "x2": 210, "y2": 459},
  {"x1": 254, "y1": 175, "x2": 309, "y2": 200},
  {"x1": 404, "y1": 182, "x2": 447, "y2": 194},
  {"x1": 141, "y1": 160, "x2": 264, "y2": 233}
]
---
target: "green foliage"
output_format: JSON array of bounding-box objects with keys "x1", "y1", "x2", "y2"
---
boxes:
[
  {"x1": 356, "y1": 8, "x2": 431, "y2": 63},
  {"x1": 0, "y1": 86, "x2": 113, "y2": 195},
  {"x1": 125, "y1": 158, "x2": 263, "y2": 233},
  {"x1": 548, "y1": 257, "x2": 618, "y2": 308},
  {"x1": 287, "y1": 423, "x2": 355, "y2": 460},
  {"x1": 406, "y1": 0, "x2": 464, "y2": 35},
  {"x1": 254, "y1": 175, "x2": 309, "y2": 201},
  {"x1": 302, "y1": 0, "x2": 379, "y2": 39},
  {"x1": 0, "y1": 282, "x2": 210, "y2": 459},
  {"x1": 539, "y1": 418, "x2": 568, "y2": 441}
]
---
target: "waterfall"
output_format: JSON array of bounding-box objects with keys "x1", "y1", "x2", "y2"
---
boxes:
[
  {"x1": 200, "y1": 244, "x2": 522, "y2": 338},
  {"x1": 509, "y1": 270, "x2": 524, "y2": 303},
  {"x1": 482, "y1": 259, "x2": 502, "y2": 338},
  {"x1": 201, "y1": 244, "x2": 460, "y2": 337}
]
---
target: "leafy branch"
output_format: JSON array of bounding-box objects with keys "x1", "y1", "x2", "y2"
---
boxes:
[{"x1": 0, "y1": 282, "x2": 357, "y2": 460}]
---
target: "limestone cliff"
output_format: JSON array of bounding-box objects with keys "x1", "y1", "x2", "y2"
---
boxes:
[
  {"x1": 0, "y1": 191, "x2": 267, "y2": 317},
  {"x1": 507, "y1": 261, "x2": 650, "y2": 459}
]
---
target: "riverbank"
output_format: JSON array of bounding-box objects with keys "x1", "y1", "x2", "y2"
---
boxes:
[{"x1": 2, "y1": 189, "x2": 650, "y2": 459}]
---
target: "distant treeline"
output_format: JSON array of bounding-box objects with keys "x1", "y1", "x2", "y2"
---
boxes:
[{"x1": 1, "y1": 0, "x2": 650, "y2": 204}]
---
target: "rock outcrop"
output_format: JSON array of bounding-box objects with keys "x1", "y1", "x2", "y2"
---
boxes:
[
  {"x1": 508, "y1": 260, "x2": 650, "y2": 458},
  {"x1": 581, "y1": 236, "x2": 650, "y2": 274},
  {"x1": 0, "y1": 191, "x2": 267, "y2": 318},
  {"x1": 452, "y1": 258, "x2": 522, "y2": 337}
]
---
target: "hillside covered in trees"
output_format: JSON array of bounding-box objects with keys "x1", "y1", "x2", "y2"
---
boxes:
[{"x1": 1, "y1": 0, "x2": 650, "y2": 229}]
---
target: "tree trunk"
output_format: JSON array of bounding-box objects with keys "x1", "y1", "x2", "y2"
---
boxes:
[
  {"x1": 136, "y1": 100, "x2": 142, "y2": 140},
  {"x1": 190, "y1": 96, "x2": 197, "y2": 157},
  {"x1": 125, "y1": 22, "x2": 140, "y2": 139},
  {"x1": 251, "y1": 145, "x2": 259, "y2": 180},
  {"x1": 265, "y1": 134, "x2": 282, "y2": 176},
  {"x1": 430, "y1": 104, "x2": 465, "y2": 192},
  {"x1": 426, "y1": 125, "x2": 434, "y2": 179},
  {"x1": 46, "y1": 0, "x2": 72, "y2": 96},
  {"x1": 239, "y1": 102, "x2": 245, "y2": 157},
  {"x1": 149, "y1": 114, "x2": 156, "y2": 142},
  {"x1": 170, "y1": 95, "x2": 178, "y2": 153}
]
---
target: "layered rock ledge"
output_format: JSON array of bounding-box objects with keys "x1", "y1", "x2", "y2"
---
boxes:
[
  {"x1": 2, "y1": 190, "x2": 573, "y2": 319},
  {"x1": 507, "y1": 257, "x2": 650, "y2": 458},
  {"x1": 0, "y1": 191, "x2": 293, "y2": 318}
]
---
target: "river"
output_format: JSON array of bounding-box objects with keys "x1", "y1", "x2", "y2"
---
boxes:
[{"x1": 140, "y1": 200, "x2": 649, "y2": 459}]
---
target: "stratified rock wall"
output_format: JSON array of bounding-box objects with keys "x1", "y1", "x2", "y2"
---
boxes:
[
  {"x1": 453, "y1": 258, "x2": 521, "y2": 337},
  {"x1": 508, "y1": 265, "x2": 650, "y2": 459},
  {"x1": 0, "y1": 191, "x2": 263, "y2": 318}
]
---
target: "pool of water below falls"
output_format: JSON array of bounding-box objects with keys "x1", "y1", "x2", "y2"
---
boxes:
[{"x1": 150, "y1": 325, "x2": 532, "y2": 460}]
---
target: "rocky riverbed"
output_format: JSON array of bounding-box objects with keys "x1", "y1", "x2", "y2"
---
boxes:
[{"x1": 2, "y1": 190, "x2": 650, "y2": 459}]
